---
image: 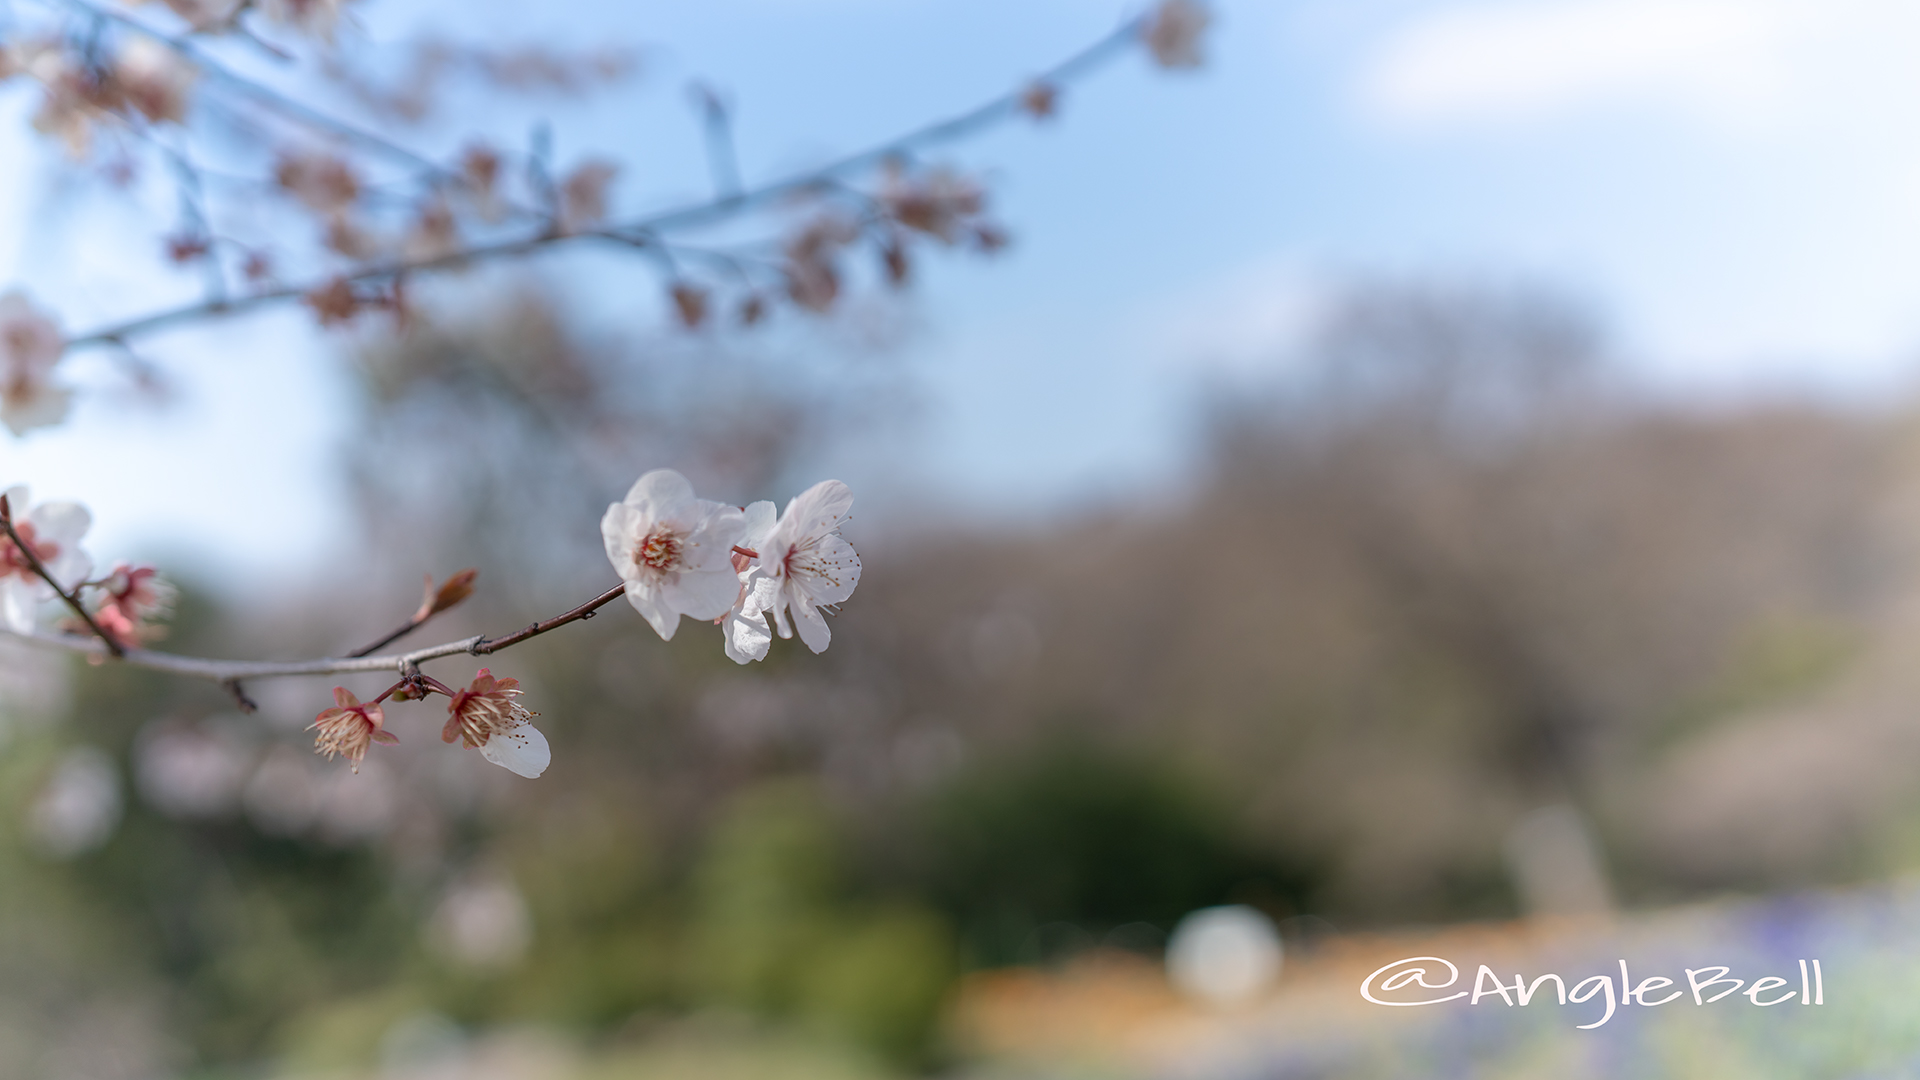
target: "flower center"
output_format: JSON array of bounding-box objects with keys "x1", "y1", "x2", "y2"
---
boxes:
[{"x1": 635, "y1": 527, "x2": 684, "y2": 572}]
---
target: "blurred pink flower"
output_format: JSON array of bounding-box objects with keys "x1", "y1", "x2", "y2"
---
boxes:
[
  {"x1": 0, "y1": 292, "x2": 69, "y2": 436},
  {"x1": 1143, "y1": 0, "x2": 1212, "y2": 70},
  {"x1": 0, "y1": 485, "x2": 92, "y2": 633},
  {"x1": 92, "y1": 563, "x2": 177, "y2": 647},
  {"x1": 114, "y1": 38, "x2": 197, "y2": 124}
]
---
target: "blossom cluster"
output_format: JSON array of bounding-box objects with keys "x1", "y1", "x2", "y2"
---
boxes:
[
  {"x1": 0, "y1": 486, "x2": 176, "y2": 645},
  {"x1": 298, "y1": 470, "x2": 859, "y2": 782},
  {"x1": 601, "y1": 469, "x2": 862, "y2": 662}
]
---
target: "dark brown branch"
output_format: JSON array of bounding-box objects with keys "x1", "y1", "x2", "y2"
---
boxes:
[
  {"x1": 470, "y1": 584, "x2": 627, "y2": 655},
  {"x1": 0, "y1": 493, "x2": 124, "y2": 658}
]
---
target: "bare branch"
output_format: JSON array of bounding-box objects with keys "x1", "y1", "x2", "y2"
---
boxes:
[
  {"x1": 60, "y1": 13, "x2": 1147, "y2": 350},
  {"x1": 0, "y1": 494, "x2": 125, "y2": 658},
  {"x1": 0, "y1": 582, "x2": 631, "y2": 688}
]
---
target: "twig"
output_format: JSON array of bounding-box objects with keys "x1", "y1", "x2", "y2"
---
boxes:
[
  {"x1": 0, "y1": 494, "x2": 125, "y2": 658},
  {"x1": 60, "y1": 14, "x2": 1147, "y2": 350},
  {"x1": 0, "y1": 581, "x2": 633, "y2": 686},
  {"x1": 471, "y1": 584, "x2": 626, "y2": 655}
]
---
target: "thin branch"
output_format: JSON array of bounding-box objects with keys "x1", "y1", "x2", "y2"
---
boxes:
[
  {"x1": 0, "y1": 494, "x2": 125, "y2": 658},
  {"x1": 56, "y1": 0, "x2": 458, "y2": 181},
  {"x1": 471, "y1": 584, "x2": 626, "y2": 655},
  {"x1": 0, "y1": 582, "x2": 632, "y2": 686},
  {"x1": 60, "y1": 13, "x2": 1147, "y2": 350}
]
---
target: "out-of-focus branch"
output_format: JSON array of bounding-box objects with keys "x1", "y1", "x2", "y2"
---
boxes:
[
  {"x1": 0, "y1": 582, "x2": 631, "y2": 684},
  {"x1": 62, "y1": 12, "x2": 1147, "y2": 350},
  {"x1": 0, "y1": 494, "x2": 125, "y2": 658},
  {"x1": 54, "y1": 0, "x2": 492, "y2": 196}
]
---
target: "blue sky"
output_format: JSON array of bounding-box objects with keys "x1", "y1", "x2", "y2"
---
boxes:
[{"x1": 9, "y1": 0, "x2": 1920, "y2": 581}]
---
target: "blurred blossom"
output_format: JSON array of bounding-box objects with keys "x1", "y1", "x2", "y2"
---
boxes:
[
  {"x1": 93, "y1": 563, "x2": 177, "y2": 647},
  {"x1": 242, "y1": 745, "x2": 321, "y2": 835},
  {"x1": 1, "y1": 484, "x2": 93, "y2": 633},
  {"x1": 558, "y1": 160, "x2": 619, "y2": 233},
  {"x1": 274, "y1": 150, "x2": 361, "y2": 214},
  {"x1": 260, "y1": 0, "x2": 357, "y2": 42},
  {"x1": 29, "y1": 746, "x2": 122, "y2": 858},
  {"x1": 113, "y1": 38, "x2": 196, "y2": 125},
  {"x1": 1166, "y1": 905, "x2": 1282, "y2": 1008},
  {"x1": 430, "y1": 877, "x2": 532, "y2": 969},
  {"x1": 151, "y1": 0, "x2": 246, "y2": 32},
  {"x1": 880, "y1": 165, "x2": 986, "y2": 244},
  {"x1": 136, "y1": 720, "x2": 254, "y2": 818},
  {"x1": 0, "y1": 291, "x2": 70, "y2": 436},
  {"x1": 1142, "y1": 0, "x2": 1212, "y2": 70}
]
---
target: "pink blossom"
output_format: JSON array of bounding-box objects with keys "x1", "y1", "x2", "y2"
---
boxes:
[
  {"x1": 442, "y1": 669, "x2": 549, "y2": 778},
  {"x1": 309, "y1": 687, "x2": 396, "y2": 772}
]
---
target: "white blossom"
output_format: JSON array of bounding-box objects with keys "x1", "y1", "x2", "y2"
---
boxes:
[
  {"x1": 0, "y1": 485, "x2": 92, "y2": 634},
  {"x1": 730, "y1": 480, "x2": 861, "y2": 658},
  {"x1": 602, "y1": 469, "x2": 746, "y2": 640},
  {"x1": 0, "y1": 292, "x2": 70, "y2": 436}
]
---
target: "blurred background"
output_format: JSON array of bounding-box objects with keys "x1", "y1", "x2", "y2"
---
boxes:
[{"x1": 11, "y1": 0, "x2": 1920, "y2": 1077}]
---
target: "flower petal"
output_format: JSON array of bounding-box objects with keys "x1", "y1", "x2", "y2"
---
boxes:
[
  {"x1": 681, "y1": 502, "x2": 746, "y2": 571},
  {"x1": 662, "y1": 566, "x2": 744, "y2": 621},
  {"x1": 781, "y1": 480, "x2": 853, "y2": 541},
  {"x1": 723, "y1": 607, "x2": 772, "y2": 664},
  {"x1": 738, "y1": 500, "x2": 778, "y2": 551},
  {"x1": 791, "y1": 600, "x2": 832, "y2": 653},
  {"x1": 623, "y1": 468, "x2": 696, "y2": 526},
  {"x1": 479, "y1": 720, "x2": 550, "y2": 778},
  {"x1": 602, "y1": 501, "x2": 644, "y2": 574},
  {"x1": 624, "y1": 579, "x2": 681, "y2": 640}
]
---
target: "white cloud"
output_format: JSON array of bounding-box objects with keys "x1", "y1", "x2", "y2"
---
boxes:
[{"x1": 1359, "y1": 0, "x2": 1800, "y2": 129}]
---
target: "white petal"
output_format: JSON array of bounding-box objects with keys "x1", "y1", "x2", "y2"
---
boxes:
[
  {"x1": 795, "y1": 533, "x2": 861, "y2": 606},
  {"x1": 25, "y1": 500, "x2": 88, "y2": 547},
  {"x1": 1, "y1": 579, "x2": 37, "y2": 633},
  {"x1": 791, "y1": 600, "x2": 832, "y2": 654},
  {"x1": 661, "y1": 566, "x2": 741, "y2": 620},
  {"x1": 480, "y1": 721, "x2": 550, "y2": 778},
  {"x1": 2, "y1": 384, "x2": 70, "y2": 436},
  {"x1": 624, "y1": 469, "x2": 696, "y2": 526},
  {"x1": 681, "y1": 502, "x2": 746, "y2": 571},
  {"x1": 601, "y1": 501, "x2": 644, "y2": 573},
  {"x1": 739, "y1": 500, "x2": 778, "y2": 550},
  {"x1": 624, "y1": 580, "x2": 681, "y2": 640},
  {"x1": 782, "y1": 480, "x2": 853, "y2": 541},
  {"x1": 724, "y1": 608, "x2": 772, "y2": 664}
]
